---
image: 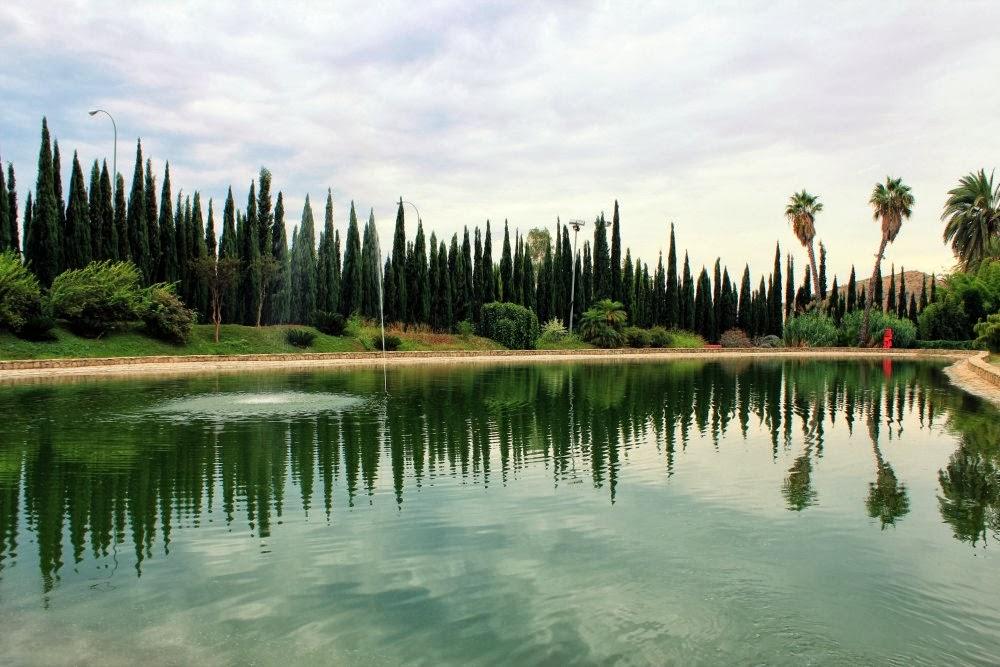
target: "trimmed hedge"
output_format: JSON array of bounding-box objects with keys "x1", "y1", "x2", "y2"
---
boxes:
[
  {"x1": 914, "y1": 339, "x2": 977, "y2": 350},
  {"x1": 480, "y1": 302, "x2": 539, "y2": 350}
]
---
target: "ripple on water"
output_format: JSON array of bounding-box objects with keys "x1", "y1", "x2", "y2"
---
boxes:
[{"x1": 146, "y1": 391, "x2": 367, "y2": 421}]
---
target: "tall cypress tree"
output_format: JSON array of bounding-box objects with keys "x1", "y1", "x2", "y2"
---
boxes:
[
  {"x1": 785, "y1": 255, "x2": 795, "y2": 319},
  {"x1": 219, "y1": 188, "x2": 239, "y2": 323},
  {"x1": 391, "y1": 199, "x2": 407, "y2": 322},
  {"x1": 896, "y1": 266, "x2": 907, "y2": 319},
  {"x1": 87, "y1": 160, "x2": 102, "y2": 260},
  {"x1": 125, "y1": 140, "x2": 149, "y2": 276},
  {"x1": 428, "y1": 232, "x2": 439, "y2": 323},
  {"x1": 483, "y1": 220, "x2": 495, "y2": 305},
  {"x1": 432, "y1": 240, "x2": 452, "y2": 331},
  {"x1": 22, "y1": 194, "x2": 32, "y2": 262},
  {"x1": 63, "y1": 151, "x2": 91, "y2": 270},
  {"x1": 461, "y1": 227, "x2": 474, "y2": 322},
  {"x1": 681, "y1": 253, "x2": 694, "y2": 331},
  {"x1": 413, "y1": 220, "x2": 430, "y2": 323},
  {"x1": 144, "y1": 159, "x2": 159, "y2": 279},
  {"x1": 818, "y1": 242, "x2": 828, "y2": 299},
  {"x1": 511, "y1": 233, "x2": 523, "y2": 305},
  {"x1": 560, "y1": 225, "x2": 573, "y2": 326},
  {"x1": 500, "y1": 220, "x2": 512, "y2": 301},
  {"x1": 930, "y1": 274, "x2": 937, "y2": 303},
  {"x1": 719, "y1": 269, "x2": 736, "y2": 334},
  {"x1": 340, "y1": 202, "x2": 362, "y2": 316},
  {"x1": 175, "y1": 192, "x2": 191, "y2": 304},
  {"x1": 829, "y1": 276, "x2": 842, "y2": 323},
  {"x1": 886, "y1": 264, "x2": 896, "y2": 315},
  {"x1": 712, "y1": 259, "x2": 722, "y2": 341},
  {"x1": 7, "y1": 164, "x2": 18, "y2": 254},
  {"x1": 257, "y1": 169, "x2": 273, "y2": 257},
  {"x1": 27, "y1": 117, "x2": 60, "y2": 285},
  {"x1": 205, "y1": 199, "x2": 217, "y2": 256},
  {"x1": 847, "y1": 266, "x2": 857, "y2": 312},
  {"x1": 582, "y1": 241, "x2": 593, "y2": 308},
  {"x1": 472, "y1": 227, "x2": 484, "y2": 322},
  {"x1": 737, "y1": 266, "x2": 752, "y2": 332},
  {"x1": 114, "y1": 173, "x2": 127, "y2": 261},
  {"x1": 919, "y1": 274, "x2": 928, "y2": 312},
  {"x1": 290, "y1": 196, "x2": 318, "y2": 323},
  {"x1": 666, "y1": 224, "x2": 678, "y2": 329},
  {"x1": 770, "y1": 243, "x2": 782, "y2": 334},
  {"x1": 610, "y1": 201, "x2": 622, "y2": 302},
  {"x1": 694, "y1": 268, "x2": 713, "y2": 340},
  {"x1": 269, "y1": 192, "x2": 291, "y2": 324},
  {"x1": 99, "y1": 162, "x2": 115, "y2": 261},
  {"x1": 240, "y1": 181, "x2": 260, "y2": 324},
  {"x1": 157, "y1": 163, "x2": 175, "y2": 282},
  {"x1": 621, "y1": 249, "x2": 634, "y2": 320},
  {"x1": 592, "y1": 213, "x2": 610, "y2": 301},
  {"x1": 873, "y1": 264, "x2": 883, "y2": 312},
  {"x1": 360, "y1": 210, "x2": 381, "y2": 320},
  {"x1": 0, "y1": 161, "x2": 9, "y2": 252},
  {"x1": 572, "y1": 253, "x2": 584, "y2": 329},
  {"x1": 537, "y1": 238, "x2": 553, "y2": 323},
  {"x1": 317, "y1": 190, "x2": 337, "y2": 313},
  {"x1": 52, "y1": 141, "x2": 66, "y2": 265},
  {"x1": 520, "y1": 239, "x2": 534, "y2": 312},
  {"x1": 653, "y1": 253, "x2": 666, "y2": 325}
]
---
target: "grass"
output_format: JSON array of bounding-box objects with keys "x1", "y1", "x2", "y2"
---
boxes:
[
  {"x1": 535, "y1": 334, "x2": 593, "y2": 350},
  {"x1": 990, "y1": 354, "x2": 999, "y2": 367}
]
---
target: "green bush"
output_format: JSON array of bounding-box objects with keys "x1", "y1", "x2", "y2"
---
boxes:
[
  {"x1": 918, "y1": 301, "x2": 971, "y2": 341},
  {"x1": 648, "y1": 327, "x2": 673, "y2": 348},
  {"x1": 579, "y1": 299, "x2": 627, "y2": 348},
  {"x1": 667, "y1": 330, "x2": 704, "y2": 348},
  {"x1": 373, "y1": 334, "x2": 402, "y2": 351},
  {"x1": 456, "y1": 320, "x2": 475, "y2": 339},
  {"x1": 754, "y1": 334, "x2": 784, "y2": 348},
  {"x1": 314, "y1": 310, "x2": 347, "y2": 336},
  {"x1": 624, "y1": 326, "x2": 650, "y2": 348},
  {"x1": 141, "y1": 286, "x2": 194, "y2": 344},
  {"x1": 480, "y1": 302, "x2": 540, "y2": 349},
  {"x1": 539, "y1": 318, "x2": 567, "y2": 344},
  {"x1": 974, "y1": 313, "x2": 1000, "y2": 352},
  {"x1": 914, "y1": 339, "x2": 978, "y2": 350},
  {"x1": 0, "y1": 251, "x2": 43, "y2": 333},
  {"x1": 784, "y1": 312, "x2": 839, "y2": 347},
  {"x1": 839, "y1": 310, "x2": 917, "y2": 348},
  {"x1": 49, "y1": 261, "x2": 145, "y2": 337},
  {"x1": 720, "y1": 328, "x2": 752, "y2": 348},
  {"x1": 286, "y1": 328, "x2": 317, "y2": 348}
]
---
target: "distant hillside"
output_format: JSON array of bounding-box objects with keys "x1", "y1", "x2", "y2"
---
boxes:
[{"x1": 838, "y1": 270, "x2": 937, "y2": 310}]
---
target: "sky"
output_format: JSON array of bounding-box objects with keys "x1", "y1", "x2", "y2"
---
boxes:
[{"x1": 2, "y1": 1, "x2": 999, "y2": 282}]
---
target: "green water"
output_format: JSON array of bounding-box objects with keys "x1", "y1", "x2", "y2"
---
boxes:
[{"x1": 0, "y1": 359, "x2": 998, "y2": 665}]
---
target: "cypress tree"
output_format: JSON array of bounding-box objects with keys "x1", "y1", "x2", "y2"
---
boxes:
[
  {"x1": 919, "y1": 275, "x2": 928, "y2": 312},
  {"x1": 257, "y1": 169, "x2": 273, "y2": 257},
  {"x1": 113, "y1": 174, "x2": 127, "y2": 261},
  {"x1": 206, "y1": 199, "x2": 217, "y2": 256},
  {"x1": 559, "y1": 225, "x2": 573, "y2": 325},
  {"x1": 27, "y1": 117, "x2": 60, "y2": 285},
  {"x1": 157, "y1": 163, "x2": 175, "y2": 282},
  {"x1": 360, "y1": 210, "x2": 381, "y2": 320},
  {"x1": 340, "y1": 202, "x2": 362, "y2": 316},
  {"x1": 873, "y1": 263, "x2": 883, "y2": 311},
  {"x1": 592, "y1": 213, "x2": 610, "y2": 301},
  {"x1": 785, "y1": 255, "x2": 795, "y2": 319},
  {"x1": 511, "y1": 233, "x2": 523, "y2": 305},
  {"x1": 847, "y1": 266, "x2": 857, "y2": 312},
  {"x1": 666, "y1": 224, "x2": 679, "y2": 329},
  {"x1": 7, "y1": 164, "x2": 18, "y2": 254},
  {"x1": 472, "y1": 227, "x2": 484, "y2": 322},
  {"x1": 653, "y1": 253, "x2": 666, "y2": 325},
  {"x1": 191, "y1": 194, "x2": 210, "y2": 317},
  {"x1": 500, "y1": 220, "x2": 512, "y2": 301},
  {"x1": 582, "y1": 241, "x2": 593, "y2": 308},
  {"x1": 241, "y1": 181, "x2": 260, "y2": 324},
  {"x1": 87, "y1": 160, "x2": 102, "y2": 260},
  {"x1": 449, "y1": 234, "x2": 465, "y2": 321},
  {"x1": 520, "y1": 240, "x2": 534, "y2": 312},
  {"x1": 269, "y1": 192, "x2": 291, "y2": 324},
  {"x1": 795, "y1": 272, "x2": 812, "y2": 312},
  {"x1": 125, "y1": 140, "x2": 148, "y2": 276},
  {"x1": 22, "y1": 194, "x2": 32, "y2": 261},
  {"x1": 886, "y1": 264, "x2": 896, "y2": 315},
  {"x1": 0, "y1": 156, "x2": 10, "y2": 252},
  {"x1": 382, "y1": 257, "x2": 395, "y2": 325},
  {"x1": 63, "y1": 152, "x2": 91, "y2": 270},
  {"x1": 144, "y1": 159, "x2": 159, "y2": 279},
  {"x1": 694, "y1": 268, "x2": 712, "y2": 340},
  {"x1": 98, "y1": 162, "x2": 114, "y2": 261},
  {"x1": 462, "y1": 227, "x2": 474, "y2": 322},
  {"x1": 483, "y1": 220, "x2": 495, "y2": 304},
  {"x1": 610, "y1": 201, "x2": 622, "y2": 302},
  {"x1": 622, "y1": 249, "x2": 634, "y2": 320},
  {"x1": 719, "y1": 269, "x2": 736, "y2": 334},
  {"x1": 818, "y1": 242, "x2": 828, "y2": 299},
  {"x1": 537, "y1": 239, "x2": 554, "y2": 324},
  {"x1": 432, "y1": 240, "x2": 452, "y2": 331},
  {"x1": 219, "y1": 188, "x2": 239, "y2": 323},
  {"x1": 413, "y1": 220, "x2": 430, "y2": 323},
  {"x1": 770, "y1": 243, "x2": 782, "y2": 334},
  {"x1": 392, "y1": 199, "x2": 407, "y2": 322},
  {"x1": 317, "y1": 190, "x2": 337, "y2": 313},
  {"x1": 291, "y1": 196, "x2": 317, "y2": 323},
  {"x1": 572, "y1": 253, "x2": 584, "y2": 329},
  {"x1": 737, "y1": 266, "x2": 752, "y2": 332},
  {"x1": 858, "y1": 282, "x2": 867, "y2": 312},
  {"x1": 897, "y1": 266, "x2": 907, "y2": 319},
  {"x1": 828, "y1": 276, "x2": 841, "y2": 322},
  {"x1": 53, "y1": 141, "x2": 66, "y2": 263},
  {"x1": 712, "y1": 259, "x2": 722, "y2": 341},
  {"x1": 756, "y1": 277, "x2": 769, "y2": 336},
  {"x1": 429, "y1": 232, "x2": 439, "y2": 323},
  {"x1": 632, "y1": 261, "x2": 644, "y2": 326},
  {"x1": 681, "y1": 253, "x2": 694, "y2": 331},
  {"x1": 175, "y1": 192, "x2": 190, "y2": 304},
  {"x1": 930, "y1": 274, "x2": 937, "y2": 303},
  {"x1": 908, "y1": 293, "x2": 918, "y2": 323}
]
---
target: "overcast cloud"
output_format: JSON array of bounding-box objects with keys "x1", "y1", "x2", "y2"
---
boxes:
[{"x1": 2, "y1": 1, "x2": 999, "y2": 280}]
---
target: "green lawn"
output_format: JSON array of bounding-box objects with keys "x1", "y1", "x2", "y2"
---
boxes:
[{"x1": 535, "y1": 335, "x2": 594, "y2": 350}]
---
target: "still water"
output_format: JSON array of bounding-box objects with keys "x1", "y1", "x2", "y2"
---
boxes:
[{"x1": 0, "y1": 359, "x2": 998, "y2": 665}]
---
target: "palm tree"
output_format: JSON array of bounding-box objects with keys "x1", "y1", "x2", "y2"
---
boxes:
[
  {"x1": 859, "y1": 177, "x2": 914, "y2": 345},
  {"x1": 942, "y1": 169, "x2": 1000, "y2": 272},
  {"x1": 785, "y1": 190, "x2": 823, "y2": 295},
  {"x1": 579, "y1": 299, "x2": 627, "y2": 348}
]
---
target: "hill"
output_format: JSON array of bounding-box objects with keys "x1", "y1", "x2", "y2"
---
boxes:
[{"x1": 840, "y1": 269, "x2": 937, "y2": 310}]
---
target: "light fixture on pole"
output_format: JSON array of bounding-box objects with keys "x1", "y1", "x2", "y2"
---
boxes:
[
  {"x1": 88, "y1": 109, "x2": 117, "y2": 184},
  {"x1": 567, "y1": 219, "x2": 586, "y2": 334}
]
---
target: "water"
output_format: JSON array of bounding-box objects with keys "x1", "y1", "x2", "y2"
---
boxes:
[{"x1": 0, "y1": 359, "x2": 998, "y2": 665}]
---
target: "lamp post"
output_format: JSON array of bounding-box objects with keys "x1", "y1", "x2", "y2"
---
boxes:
[
  {"x1": 567, "y1": 219, "x2": 586, "y2": 334},
  {"x1": 88, "y1": 109, "x2": 117, "y2": 183}
]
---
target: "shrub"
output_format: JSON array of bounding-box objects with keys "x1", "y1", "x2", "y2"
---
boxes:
[
  {"x1": 974, "y1": 313, "x2": 1000, "y2": 352},
  {"x1": 0, "y1": 251, "x2": 43, "y2": 333},
  {"x1": 373, "y1": 333, "x2": 402, "y2": 351},
  {"x1": 140, "y1": 286, "x2": 194, "y2": 344},
  {"x1": 624, "y1": 326, "x2": 650, "y2": 348},
  {"x1": 914, "y1": 339, "x2": 978, "y2": 350},
  {"x1": 286, "y1": 328, "x2": 317, "y2": 348},
  {"x1": 648, "y1": 327, "x2": 673, "y2": 348},
  {"x1": 456, "y1": 319, "x2": 475, "y2": 339},
  {"x1": 539, "y1": 318, "x2": 567, "y2": 343},
  {"x1": 667, "y1": 330, "x2": 704, "y2": 348},
  {"x1": 314, "y1": 310, "x2": 347, "y2": 336},
  {"x1": 49, "y1": 261, "x2": 145, "y2": 337},
  {"x1": 918, "y1": 301, "x2": 971, "y2": 341},
  {"x1": 839, "y1": 310, "x2": 917, "y2": 348},
  {"x1": 754, "y1": 334, "x2": 784, "y2": 348},
  {"x1": 784, "y1": 312, "x2": 839, "y2": 347},
  {"x1": 579, "y1": 299, "x2": 627, "y2": 348},
  {"x1": 720, "y1": 328, "x2": 752, "y2": 348},
  {"x1": 480, "y1": 302, "x2": 540, "y2": 349}
]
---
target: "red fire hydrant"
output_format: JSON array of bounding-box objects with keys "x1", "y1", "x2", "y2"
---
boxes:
[{"x1": 882, "y1": 327, "x2": 894, "y2": 349}]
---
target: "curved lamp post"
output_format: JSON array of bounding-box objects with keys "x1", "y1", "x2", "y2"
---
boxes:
[{"x1": 88, "y1": 109, "x2": 117, "y2": 183}]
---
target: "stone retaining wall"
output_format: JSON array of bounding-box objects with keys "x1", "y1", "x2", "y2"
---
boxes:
[{"x1": 966, "y1": 351, "x2": 1000, "y2": 389}]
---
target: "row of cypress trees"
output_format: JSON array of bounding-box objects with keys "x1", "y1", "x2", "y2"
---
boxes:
[{"x1": 1, "y1": 118, "x2": 934, "y2": 341}]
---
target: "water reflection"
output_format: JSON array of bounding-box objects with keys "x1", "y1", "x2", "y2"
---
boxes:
[{"x1": 0, "y1": 359, "x2": 998, "y2": 598}]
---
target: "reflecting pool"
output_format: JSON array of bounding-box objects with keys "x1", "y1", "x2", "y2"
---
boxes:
[{"x1": 1, "y1": 359, "x2": 998, "y2": 664}]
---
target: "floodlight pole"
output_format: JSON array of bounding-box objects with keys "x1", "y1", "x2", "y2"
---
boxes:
[{"x1": 567, "y1": 219, "x2": 586, "y2": 334}]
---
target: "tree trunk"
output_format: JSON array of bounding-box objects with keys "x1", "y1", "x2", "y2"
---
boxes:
[
  {"x1": 859, "y1": 236, "x2": 889, "y2": 346},
  {"x1": 806, "y1": 241, "x2": 820, "y2": 303}
]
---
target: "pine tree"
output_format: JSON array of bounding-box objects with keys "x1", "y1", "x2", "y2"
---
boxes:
[
  {"x1": 847, "y1": 266, "x2": 857, "y2": 312},
  {"x1": 126, "y1": 140, "x2": 149, "y2": 277},
  {"x1": 157, "y1": 163, "x2": 175, "y2": 282},
  {"x1": 818, "y1": 242, "x2": 828, "y2": 299},
  {"x1": 63, "y1": 152, "x2": 91, "y2": 270},
  {"x1": 87, "y1": 161, "x2": 102, "y2": 260},
  {"x1": 666, "y1": 224, "x2": 679, "y2": 329},
  {"x1": 340, "y1": 202, "x2": 362, "y2": 316},
  {"x1": 144, "y1": 159, "x2": 159, "y2": 278},
  {"x1": 26, "y1": 117, "x2": 60, "y2": 285},
  {"x1": 610, "y1": 201, "x2": 622, "y2": 301},
  {"x1": 500, "y1": 220, "x2": 513, "y2": 301},
  {"x1": 681, "y1": 253, "x2": 694, "y2": 331},
  {"x1": 360, "y1": 210, "x2": 381, "y2": 319},
  {"x1": 413, "y1": 220, "x2": 430, "y2": 323},
  {"x1": 290, "y1": 196, "x2": 318, "y2": 323},
  {"x1": 738, "y1": 265, "x2": 752, "y2": 332}
]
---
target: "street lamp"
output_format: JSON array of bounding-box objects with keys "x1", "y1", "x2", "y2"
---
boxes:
[
  {"x1": 567, "y1": 219, "x2": 586, "y2": 334},
  {"x1": 88, "y1": 109, "x2": 117, "y2": 183}
]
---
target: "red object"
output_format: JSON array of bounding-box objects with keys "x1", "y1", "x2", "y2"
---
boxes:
[{"x1": 882, "y1": 327, "x2": 894, "y2": 349}]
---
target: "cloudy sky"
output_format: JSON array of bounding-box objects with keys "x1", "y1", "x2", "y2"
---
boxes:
[{"x1": 2, "y1": 1, "x2": 999, "y2": 281}]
